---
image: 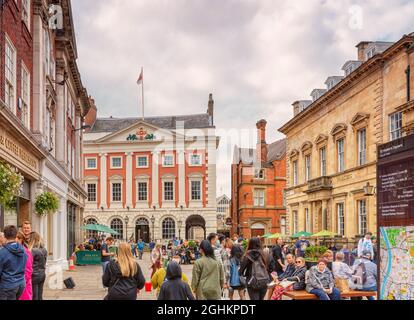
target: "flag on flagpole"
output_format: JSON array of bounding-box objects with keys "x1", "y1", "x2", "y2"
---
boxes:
[{"x1": 137, "y1": 68, "x2": 143, "y2": 85}]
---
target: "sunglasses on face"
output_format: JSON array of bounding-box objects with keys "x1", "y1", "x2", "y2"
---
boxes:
[{"x1": 295, "y1": 261, "x2": 302, "y2": 264}]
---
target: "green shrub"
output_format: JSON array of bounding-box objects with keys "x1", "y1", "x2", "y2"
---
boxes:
[{"x1": 305, "y1": 245, "x2": 328, "y2": 262}]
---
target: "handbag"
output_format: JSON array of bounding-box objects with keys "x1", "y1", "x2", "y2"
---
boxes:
[{"x1": 335, "y1": 278, "x2": 350, "y2": 293}]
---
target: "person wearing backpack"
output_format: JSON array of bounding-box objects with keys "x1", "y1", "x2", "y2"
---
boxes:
[
  {"x1": 239, "y1": 237, "x2": 271, "y2": 300},
  {"x1": 191, "y1": 240, "x2": 224, "y2": 300},
  {"x1": 229, "y1": 244, "x2": 246, "y2": 300},
  {"x1": 352, "y1": 250, "x2": 377, "y2": 300},
  {"x1": 158, "y1": 261, "x2": 195, "y2": 300}
]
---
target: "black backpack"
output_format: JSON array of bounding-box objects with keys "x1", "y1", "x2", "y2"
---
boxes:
[{"x1": 246, "y1": 255, "x2": 269, "y2": 290}]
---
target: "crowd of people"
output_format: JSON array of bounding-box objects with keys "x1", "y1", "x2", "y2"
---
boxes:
[
  {"x1": 99, "y1": 231, "x2": 378, "y2": 300},
  {"x1": 0, "y1": 222, "x2": 48, "y2": 301}
]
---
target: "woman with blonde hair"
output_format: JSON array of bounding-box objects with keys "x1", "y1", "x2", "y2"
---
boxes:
[
  {"x1": 28, "y1": 232, "x2": 48, "y2": 300},
  {"x1": 102, "y1": 242, "x2": 145, "y2": 300},
  {"x1": 150, "y1": 243, "x2": 163, "y2": 277}
]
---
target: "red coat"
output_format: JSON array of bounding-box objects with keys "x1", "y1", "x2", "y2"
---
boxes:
[{"x1": 19, "y1": 246, "x2": 33, "y2": 300}]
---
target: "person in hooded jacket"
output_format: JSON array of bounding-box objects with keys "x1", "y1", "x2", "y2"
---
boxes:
[
  {"x1": 239, "y1": 237, "x2": 271, "y2": 301},
  {"x1": 28, "y1": 232, "x2": 48, "y2": 300},
  {"x1": 158, "y1": 261, "x2": 195, "y2": 300},
  {"x1": 17, "y1": 231, "x2": 33, "y2": 300},
  {"x1": 0, "y1": 225, "x2": 28, "y2": 300},
  {"x1": 102, "y1": 242, "x2": 145, "y2": 300}
]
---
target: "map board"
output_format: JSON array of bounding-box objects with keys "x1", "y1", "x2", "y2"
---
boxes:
[{"x1": 377, "y1": 134, "x2": 414, "y2": 300}]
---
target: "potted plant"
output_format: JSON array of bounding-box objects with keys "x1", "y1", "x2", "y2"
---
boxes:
[
  {"x1": 35, "y1": 191, "x2": 59, "y2": 216},
  {"x1": 305, "y1": 245, "x2": 328, "y2": 269},
  {"x1": 0, "y1": 161, "x2": 24, "y2": 209}
]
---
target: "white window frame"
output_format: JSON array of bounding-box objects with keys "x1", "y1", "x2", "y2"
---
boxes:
[
  {"x1": 137, "y1": 181, "x2": 148, "y2": 202},
  {"x1": 21, "y1": 63, "x2": 30, "y2": 128},
  {"x1": 358, "y1": 200, "x2": 367, "y2": 236},
  {"x1": 254, "y1": 168, "x2": 265, "y2": 179},
  {"x1": 280, "y1": 217, "x2": 286, "y2": 235},
  {"x1": 136, "y1": 155, "x2": 149, "y2": 168},
  {"x1": 111, "y1": 182, "x2": 122, "y2": 203},
  {"x1": 5, "y1": 34, "x2": 17, "y2": 113},
  {"x1": 253, "y1": 189, "x2": 265, "y2": 207},
  {"x1": 293, "y1": 211, "x2": 299, "y2": 234},
  {"x1": 305, "y1": 208, "x2": 311, "y2": 232},
  {"x1": 337, "y1": 138, "x2": 345, "y2": 173},
  {"x1": 319, "y1": 147, "x2": 326, "y2": 176},
  {"x1": 87, "y1": 183, "x2": 97, "y2": 203},
  {"x1": 357, "y1": 128, "x2": 367, "y2": 166},
  {"x1": 85, "y1": 157, "x2": 97, "y2": 170},
  {"x1": 110, "y1": 156, "x2": 123, "y2": 169},
  {"x1": 163, "y1": 180, "x2": 175, "y2": 202},
  {"x1": 292, "y1": 160, "x2": 298, "y2": 186},
  {"x1": 305, "y1": 155, "x2": 311, "y2": 182},
  {"x1": 162, "y1": 154, "x2": 175, "y2": 167},
  {"x1": 389, "y1": 112, "x2": 402, "y2": 141},
  {"x1": 189, "y1": 154, "x2": 202, "y2": 167},
  {"x1": 337, "y1": 203, "x2": 345, "y2": 236},
  {"x1": 190, "y1": 179, "x2": 202, "y2": 201},
  {"x1": 22, "y1": 0, "x2": 31, "y2": 30}
]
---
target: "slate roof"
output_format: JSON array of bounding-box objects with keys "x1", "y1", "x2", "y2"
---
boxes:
[
  {"x1": 90, "y1": 113, "x2": 213, "y2": 133},
  {"x1": 233, "y1": 139, "x2": 286, "y2": 165}
]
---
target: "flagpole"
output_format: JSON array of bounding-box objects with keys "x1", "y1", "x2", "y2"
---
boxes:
[{"x1": 141, "y1": 67, "x2": 145, "y2": 121}]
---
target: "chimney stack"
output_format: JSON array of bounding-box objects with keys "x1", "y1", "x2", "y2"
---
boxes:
[
  {"x1": 256, "y1": 119, "x2": 268, "y2": 164},
  {"x1": 207, "y1": 93, "x2": 214, "y2": 125},
  {"x1": 356, "y1": 41, "x2": 371, "y2": 61},
  {"x1": 84, "y1": 96, "x2": 97, "y2": 132}
]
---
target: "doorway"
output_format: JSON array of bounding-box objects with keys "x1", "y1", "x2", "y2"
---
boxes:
[
  {"x1": 135, "y1": 218, "x2": 150, "y2": 243},
  {"x1": 185, "y1": 215, "x2": 206, "y2": 241}
]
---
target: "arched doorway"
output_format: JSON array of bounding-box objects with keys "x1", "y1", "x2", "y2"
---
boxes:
[
  {"x1": 250, "y1": 222, "x2": 266, "y2": 238},
  {"x1": 135, "y1": 218, "x2": 150, "y2": 243},
  {"x1": 186, "y1": 215, "x2": 206, "y2": 241}
]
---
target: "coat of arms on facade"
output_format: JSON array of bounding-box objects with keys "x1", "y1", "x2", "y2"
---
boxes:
[{"x1": 127, "y1": 127, "x2": 155, "y2": 141}]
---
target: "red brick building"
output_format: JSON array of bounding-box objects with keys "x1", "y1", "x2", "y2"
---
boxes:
[{"x1": 231, "y1": 120, "x2": 287, "y2": 239}]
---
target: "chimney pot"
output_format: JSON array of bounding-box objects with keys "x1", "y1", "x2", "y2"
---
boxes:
[{"x1": 256, "y1": 119, "x2": 268, "y2": 164}]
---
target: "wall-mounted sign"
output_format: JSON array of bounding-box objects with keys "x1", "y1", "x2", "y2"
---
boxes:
[{"x1": 126, "y1": 127, "x2": 156, "y2": 141}]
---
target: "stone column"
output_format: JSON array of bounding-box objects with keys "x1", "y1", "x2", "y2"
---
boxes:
[
  {"x1": 125, "y1": 152, "x2": 133, "y2": 208},
  {"x1": 311, "y1": 202, "x2": 318, "y2": 233},
  {"x1": 178, "y1": 151, "x2": 186, "y2": 207},
  {"x1": 100, "y1": 154, "x2": 107, "y2": 208},
  {"x1": 151, "y1": 151, "x2": 159, "y2": 208},
  {"x1": 322, "y1": 200, "x2": 328, "y2": 230}
]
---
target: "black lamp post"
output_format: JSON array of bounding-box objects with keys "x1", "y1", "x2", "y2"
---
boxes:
[
  {"x1": 178, "y1": 219, "x2": 183, "y2": 240},
  {"x1": 151, "y1": 214, "x2": 156, "y2": 241},
  {"x1": 125, "y1": 216, "x2": 129, "y2": 242}
]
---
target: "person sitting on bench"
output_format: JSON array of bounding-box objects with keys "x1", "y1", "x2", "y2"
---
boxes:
[{"x1": 306, "y1": 258, "x2": 341, "y2": 300}]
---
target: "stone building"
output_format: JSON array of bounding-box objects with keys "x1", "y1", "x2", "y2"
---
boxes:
[
  {"x1": 216, "y1": 194, "x2": 231, "y2": 237},
  {"x1": 279, "y1": 33, "x2": 414, "y2": 240},
  {"x1": 231, "y1": 120, "x2": 287, "y2": 239},
  {"x1": 82, "y1": 94, "x2": 219, "y2": 243}
]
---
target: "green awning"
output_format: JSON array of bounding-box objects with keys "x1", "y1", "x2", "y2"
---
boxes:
[
  {"x1": 312, "y1": 230, "x2": 337, "y2": 237},
  {"x1": 291, "y1": 231, "x2": 312, "y2": 238},
  {"x1": 81, "y1": 224, "x2": 120, "y2": 235}
]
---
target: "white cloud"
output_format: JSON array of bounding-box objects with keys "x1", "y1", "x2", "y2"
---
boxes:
[{"x1": 72, "y1": 0, "x2": 414, "y2": 196}]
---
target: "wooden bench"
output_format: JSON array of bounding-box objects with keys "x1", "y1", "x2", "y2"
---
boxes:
[{"x1": 283, "y1": 290, "x2": 377, "y2": 300}]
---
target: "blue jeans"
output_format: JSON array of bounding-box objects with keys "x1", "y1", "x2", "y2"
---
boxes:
[
  {"x1": 310, "y1": 288, "x2": 341, "y2": 300},
  {"x1": 102, "y1": 261, "x2": 109, "y2": 273},
  {"x1": 358, "y1": 285, "x2": 377, "y2": 300}
]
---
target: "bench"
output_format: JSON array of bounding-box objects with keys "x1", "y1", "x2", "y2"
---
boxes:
[{"x1": 283, "y1": 290, "x2": 377, "y2": 300}]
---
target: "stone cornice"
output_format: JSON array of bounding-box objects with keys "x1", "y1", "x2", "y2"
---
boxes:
[{"x1": 396, "y1": 100, "x2": 414, "y2": 113}]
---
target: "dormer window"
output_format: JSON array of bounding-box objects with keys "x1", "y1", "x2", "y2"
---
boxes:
[
  {"x1": 254, "y1": 169, "x2": 265, "y2": 179},
  {"x1": 345, "y1": 65, "x2": 354, "y2": 77},
  {"x1": 366, "y1": 48, "x2": 376, "y2": 60}
]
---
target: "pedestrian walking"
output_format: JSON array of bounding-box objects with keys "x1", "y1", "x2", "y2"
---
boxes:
[
  {"x1": 0, "y1": 225, "x2": 28, "y2": 300},
  {"x1": 272, "y1": 238, "x2": 285, "y2": 277},
  {"x1": 151, "y1": 255, "x2": 190, "y2": 296},
  {"x1": 17, "y1": 232, "x2": 33, "y2": 300},
  {"x1": 28, "y1": 232, "x2": 48, "y2": 300},
  {"x1": 357, "y1": 232, "x2": 374, "y2": 260},
  {"x1": 137, "y1": 239, "x2": 145, "y2": 260},
  {"x1": 102, "y1": 242, "x2": 145, "y2": 300},
  {"x1": 150, "y1": 243, "x2": 163, "y2": 277},
  {"x1": 191, "y1": 240, "x2": 224, "y2": 300},
  {"x1": 158, "y1": 261, "x2": 195, "y2": 300},
  {"x1": 229, "y1": 244, "x2": 246, "y2": 300},
  {"x1": 101, "y1": 237, "x2": 115, "y2": 273},
  {"x1": 207, "y1": 233, "x2": 222, "y2": 264},
  {"x1": 239, "y1": 237, "x2": 271, "y2": 301}
]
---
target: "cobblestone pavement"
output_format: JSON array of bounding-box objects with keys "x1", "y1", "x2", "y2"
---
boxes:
[{"x1": 43, "y1": 252, "x2": 194, "y2": 300}]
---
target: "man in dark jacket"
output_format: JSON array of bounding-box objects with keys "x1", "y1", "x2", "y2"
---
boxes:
[
  {"x1": 278, "y1": 253, "x2": 296, "y2": 280},
  {"x1": 158, "y1": 261, "x2": 195, "y2": 300},
  {"x1": 272, "y1": 238, "x2": 285, "y2": 276},
  {"x1": 0, "y1": 225, "x2": 28, "y2": 300}
]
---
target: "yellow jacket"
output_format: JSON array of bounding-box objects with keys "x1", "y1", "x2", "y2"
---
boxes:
[{"x1": 151, "y1": 267, "x2": 189, "y2": 294}]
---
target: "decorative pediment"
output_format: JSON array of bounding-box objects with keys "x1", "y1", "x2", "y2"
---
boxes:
[
  {"x1": 109, "y1": 175, "x2": 123, "y2": 180},
  {"x1": 95, "y1": 120, "x2": 182, "y2": 143},
  {"x1": 135, "y1": 174, "x2": 150, "y2": 180},
  {"x1": 330, "y1": 123, "x2": 347, "y2": 137},
  {"x1": 350, "y1": 113, "x2": 370, "y2": 129},
  {"x1": 301, "y1": 141, "x2": 313, "y2": 153},
  {"x1": 289, "y1": 149, "x2": 299, "y2": 158},
  {"x1": 315, "y1": 134, "x2": 328, "y2": 145}
]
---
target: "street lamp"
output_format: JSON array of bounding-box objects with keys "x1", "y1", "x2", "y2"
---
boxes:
[
  {"x1": 125, "y1": 216, "x2": 129, "y2": 242},
  {"x1": 178, "y1": 219, "x2": 183, "y2": 240},
  {"x1": 151, "y1": 214, "x2": 156, "y2": 241},
  {"x1": 363, "y1": 182, "x2": 376, "y2": 196}
]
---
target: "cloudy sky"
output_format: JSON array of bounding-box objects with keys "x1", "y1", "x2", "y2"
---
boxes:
[{"x1": 72, "y1": 0, "x2": 414, "y2": 196}]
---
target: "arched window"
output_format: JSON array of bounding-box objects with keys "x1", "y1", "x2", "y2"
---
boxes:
[
  {"x1": 85, "y1": 218, "x2": 98, "y2": 239},
  {"x1": 136, "y1": 218, "x2": 149, "y2": 226},
  {"x1": 162, "y1": 218, "x2": 175, "y2": 239},
  {"x1": 110, "y1": 218, "x2": 124, "y2": 240}
]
